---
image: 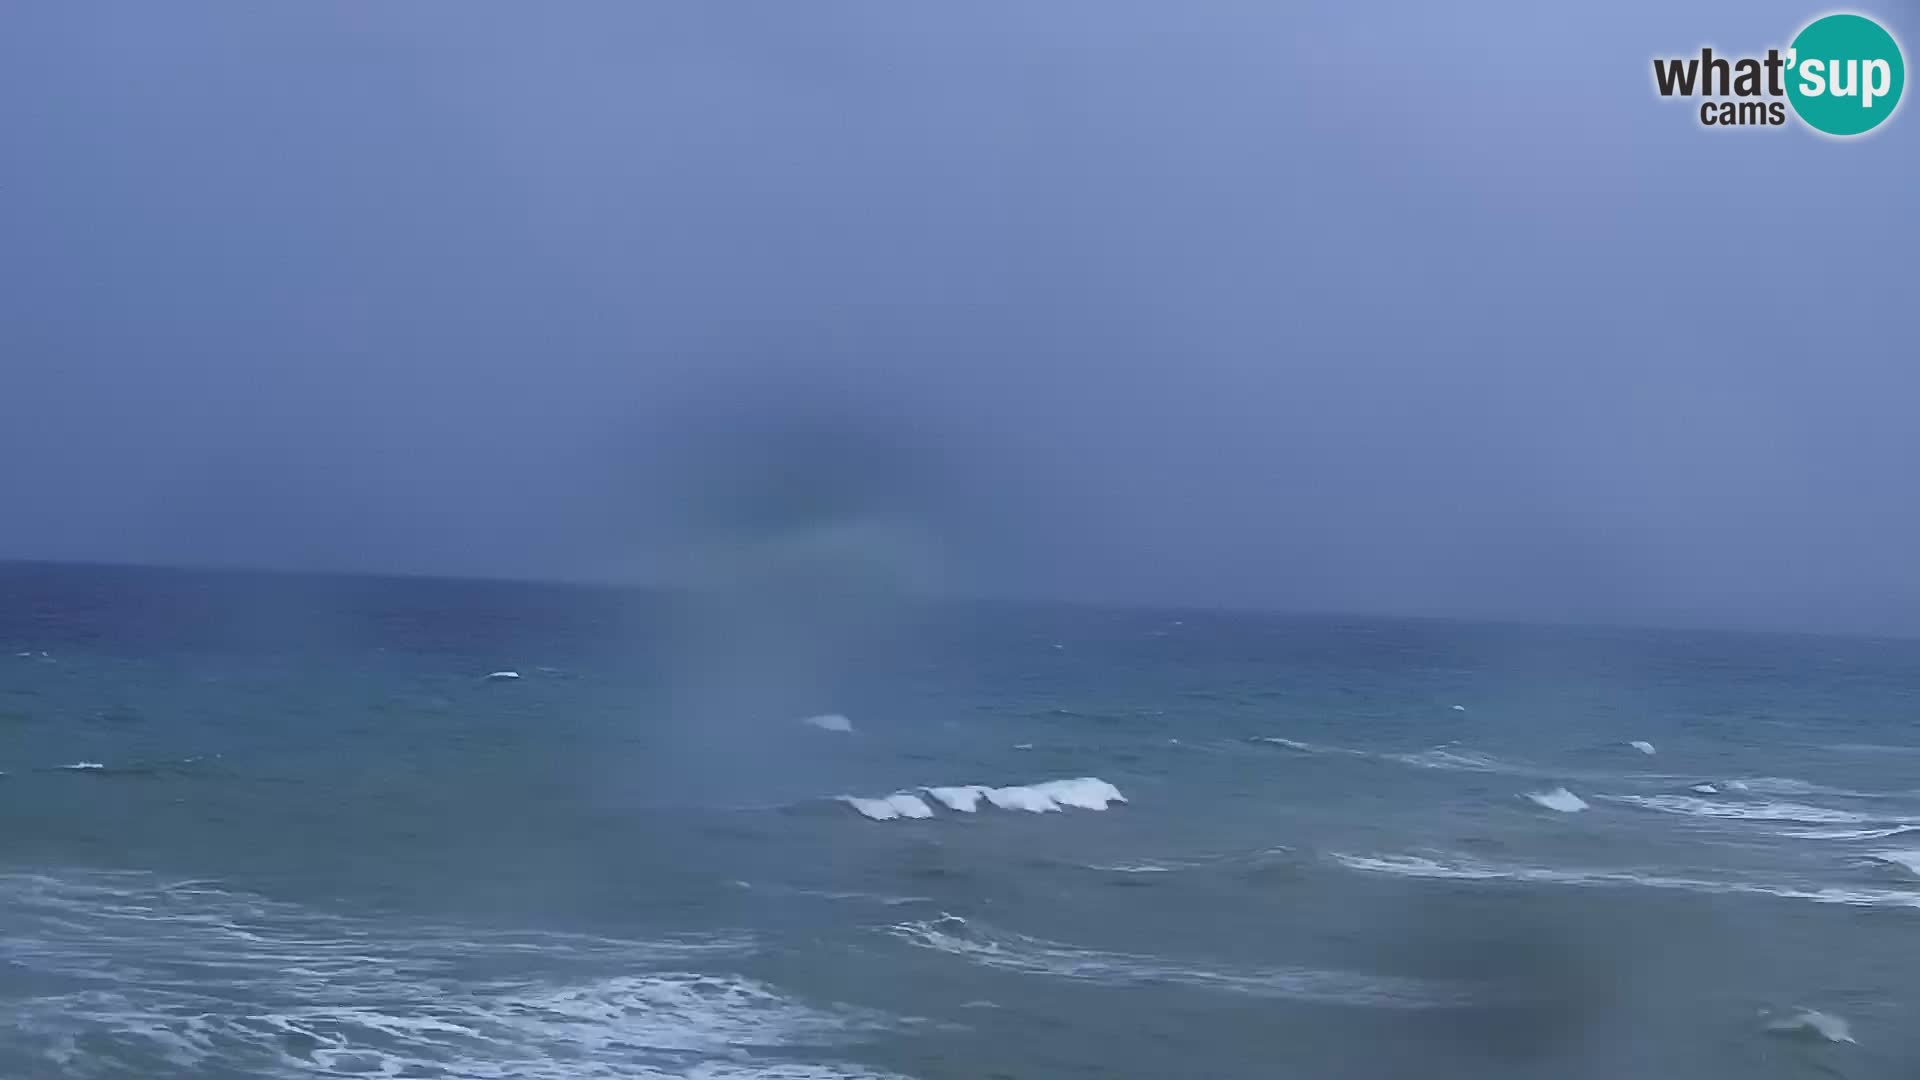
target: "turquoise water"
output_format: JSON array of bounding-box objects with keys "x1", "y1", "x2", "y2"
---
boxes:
[{"x1": 3, "y1": 561, "x2": 1918, "y2": 1077}]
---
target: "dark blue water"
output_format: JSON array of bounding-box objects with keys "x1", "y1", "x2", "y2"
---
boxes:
[{"x1": 3, "y1": 561, "x2": 1918, "y2": 1078}]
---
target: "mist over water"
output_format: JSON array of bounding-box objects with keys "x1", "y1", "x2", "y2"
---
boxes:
[
  {"x1": 1, "y1": 1, "x2": 1916, "y2": 1077},
  {"x1": 0, "y1": 2, "x2": 1916, "y2": 633}
]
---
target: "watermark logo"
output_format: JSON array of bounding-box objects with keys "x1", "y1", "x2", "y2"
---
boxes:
[{"x1": 1653, "y1": 12, "x2": 1905, "y2": 136}]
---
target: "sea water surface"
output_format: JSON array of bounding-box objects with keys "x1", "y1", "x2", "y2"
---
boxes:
[{"x1": 2, "y1": 561, "x2": 1918, "y2": 1078}]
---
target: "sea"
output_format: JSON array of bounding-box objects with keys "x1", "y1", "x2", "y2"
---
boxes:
[{"x1": 2, "y1": 560, "x2": 1917, "y2": 1079}]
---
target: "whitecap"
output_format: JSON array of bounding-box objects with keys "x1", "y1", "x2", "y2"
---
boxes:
[
  {"x1": 483, "y1": 671, "x2": 520, "y2": 681},
  {"x1": 60, "y1": 762, "x2": 105, "y2": 771},
  {"x1": 1029, "y1": 777, "x2": 1126, "y2": 810},
  {"x1": 801, "y1": 714, "x2": 854, "y2": 733},
  {"x1": 1867, "y1": 849, "x2": 1920, "y2": 877},
  {"x1": 1450, "y1": 704, "x2": 1467, "y2": 712},
  {"x1": 1690, "y1": 783, "x2": 1720, "y2": 794},
  {"x1": 839, "y1": 793, "x2": 934, "y2": 821},
  {"x1": 982, "y1": 785, "x2": 1059, "y2": 812},
  {"x1": 923, "y1": 786, "x2": 987, "y2": 813},
  {"x1": 1523, "y1": 787, "x2": 1588, "y2": 813},
  {"x1": 1765, "y1": 1009, "x2": 1855, "y2": 1044},
  {"x1": 1629, "y1": 740, "x2": 1656, "y2": 755},
  {"x1": 847, "y1": 778, "x2": 1124, "y2": 819}
]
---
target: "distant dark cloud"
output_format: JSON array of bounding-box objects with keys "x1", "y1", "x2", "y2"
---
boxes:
[{"x1": 0, "y1": 1, "x2": 1913, "y2": 634}]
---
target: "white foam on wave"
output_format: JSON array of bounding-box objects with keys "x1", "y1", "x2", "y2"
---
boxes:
[
  {"x1": 923, "y1": 786, "x2": 988, "y2": 812},
  {"x1": 1765, "y1": 1009, "x2": 1855, "y2": 1044},
  {"x1": 60, "y1": 762, "x2": 105, "y2": 771},
  {"x1": 802, "y1": 714, "x2": 854, "y2": 733},
  {"x1": 1606, "y1": 793, "x2": 1878, "y2": 825},
  {"x1": 889, "y1": 915, "x2": 1458, "y2": 1008},
  {"x1": 1331, "y1": 852, "x2": 1920, "y2": 910},
  {"x1": 1867, "y1": 849, "x2": 1920, "y2": 877},
  {"x1": 0, "y1": 871, "x2": 901, "y2": 1080},
  {"x1": 1523, "y1": 787, "x2": 1588, "y2": 813},
  {"x1": 844, "y1": 778, "x2": 1124, "y2": 820},
  {"x1": 1691, "y1": 783, "x2": 1720, "y2": 794},
  {"x1": 839, "y1": 793, "x2": 933, "y2": 821},
  {"x1": 1629, "y1": 740, "x2": 1656, "y2": 755},
  {"x1": 1012, "y1": 777, "x2": 1126, "y2": 811}
]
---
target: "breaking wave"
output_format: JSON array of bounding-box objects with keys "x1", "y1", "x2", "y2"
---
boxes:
[
  {"x1": 841, "y1": 778, "x2": 1124, "y2": 820},
  {"x1": 1764, "y1": 1009, "x2": 1856, "y2": 1044},
  {"x1": 0, "y1": 871, "x2": 901, "y2": 1080},
  {"x1": 1865, "y1": 850, "x2": 1920, "y2": 877},
  {"x1": 1523, "y1": 787, "x2": 1588, "y2": 813},
  {"x1": 838, "y1": 793, "x2": 934, "y2": 821}
]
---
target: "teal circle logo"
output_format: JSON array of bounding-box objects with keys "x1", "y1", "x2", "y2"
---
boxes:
[{"x1": 1787, "y1": 14, "x2": 1905, "y2": 136}]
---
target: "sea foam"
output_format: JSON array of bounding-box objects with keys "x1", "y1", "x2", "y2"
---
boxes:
[
  {"x1": 839, "y1": 794, "x2": 934, "y2": 821},
  {"x1": 802, "y1": 714, "x2": 854, "y2": 733},
  {"x1": 0, "y1": 871, "x2": 901, "y2": 1080},
  {"x1": 1765, "y1": 1009, "x2": 1855, "y2": 1044},
  {"x1": 1523, "y1": 787, "x2": 1588, "y2": 813},
  {"x1": 843, "y1": 778, "x2": 1125, "y2": 820},
  {"x1": 1867, "y1": 849, "x2": 1920, "y2": 877}
]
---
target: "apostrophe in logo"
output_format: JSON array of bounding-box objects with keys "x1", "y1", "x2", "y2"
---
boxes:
[
  {"x1": 1652, "y1": 12, "x2": 1905, "y2": 136},
  {"x1": 1787, "y1": 14, "x2": 1905, "y2": 135}
]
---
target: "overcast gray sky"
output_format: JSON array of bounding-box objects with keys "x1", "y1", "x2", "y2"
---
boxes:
[{"x1": 1, "y1": 2, "x2": 1914, "y2": 634}]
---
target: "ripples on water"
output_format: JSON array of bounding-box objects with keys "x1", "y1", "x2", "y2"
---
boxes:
[{"x1": 4, "y1": 564, "x2": 1920, "y2": 1076}]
